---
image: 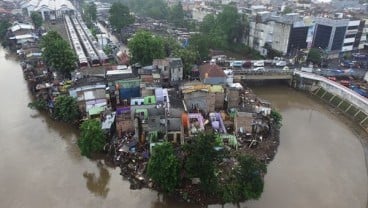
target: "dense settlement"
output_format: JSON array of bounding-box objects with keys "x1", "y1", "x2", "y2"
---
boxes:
[{"x1": 6, "y1": 0, "x2": 368, "y2": 205}]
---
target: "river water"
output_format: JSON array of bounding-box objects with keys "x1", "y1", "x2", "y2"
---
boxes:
[{"x1": 0, "y1": 46, "x2": 367, "y2": 208}]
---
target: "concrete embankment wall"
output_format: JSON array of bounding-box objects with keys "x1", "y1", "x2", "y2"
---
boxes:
[{"x1": 293, "y1": 72, "x2": 368, "y2": 132}]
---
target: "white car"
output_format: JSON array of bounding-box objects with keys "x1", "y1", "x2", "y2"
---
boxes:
[
  {"x1": 253, "y1": 60, "x2": 264, "y2": 67},
  {"x1": 253, "y1": 67, "x2": 265, "y2": 72},
  {"x1": 275, "y1": 61, "x2": 287, "y2": 67}
]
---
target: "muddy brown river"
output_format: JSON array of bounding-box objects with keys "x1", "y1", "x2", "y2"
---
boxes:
[{"x1": 0, "y1": 46, "x2": 367, "y2": 208}]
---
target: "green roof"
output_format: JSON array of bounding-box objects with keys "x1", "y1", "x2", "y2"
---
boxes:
[
  {"x1": 135, "y1": 108, "x2": 148, "y2": 119},
  {"x1": 144, "y1": 96, "x2": 156, "y2": 105},
  {"x1": 88, "y1": 106, "x2": 105, "y2": 116}
]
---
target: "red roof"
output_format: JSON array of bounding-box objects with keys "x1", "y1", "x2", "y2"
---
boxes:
[{"x1": 199, "y1": 63, "x2": 225, "y2": 80}]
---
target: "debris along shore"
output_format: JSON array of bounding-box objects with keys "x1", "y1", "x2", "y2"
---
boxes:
[{"x1": 104, "y1": 85, "x2": 281, "y2": 205}]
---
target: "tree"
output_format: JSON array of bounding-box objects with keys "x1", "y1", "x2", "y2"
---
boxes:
[
  {"x1": 124, "y1": 0, "x2": 169, "y2": 20},
  {"x1": 185, "y1": 133, "x2": 220, "y2": 193},
  {"x1": 78, "y1": 119, "x2": 106, "y2": 157},
  {"x1": 127, "y1": 30, "x2": 165, "y2": 65},
  {"x1": 220, "y1": 155, "x2": 266, "y2": 203},
  {"x1": 162, "y1": 36, "x2": 181, "y2": 57},
  {"x1": 169, "y1": 1, "x2": 185, "y2": 27},
  {"x1": 28, "y1": 99, "x2": 47, "y2": 111},
  {"x1": 282, "y1": 6, "x2": 293, "y2": 14},
  {"x1": 307, "y1": 48, "x2": 322, "y2": 65},
  {"x1": 189, "y1": 34, "x2": 210, "y2": 60},
  {"x1": 53, "y1": 95, "x2": 80, "y2": 123},
  {"x1": 216, "y1": 5, "x2": 244, "y2": 44},
  {"x1": 40, "y1": 30, "x2": 63, "y2": 47},
  {"x1": 31, "y1": 12, "x2": 43, "y2": 28},
  {"x1": 147, "y1": 142, "x2": 180, "y2": 193},
  {"x1": 173, "y1": 47, "x2": 198, "y2": 78},
  {"x1": 41, "y1": 31, "x2": 77, "y2": 76},
  {"x1": 270, "y1": 109, "x2": 282, "y2": 128},
  {"x1": 200, "y1": 14, "x2": 216, "y2": 35},
  {"x1": 86, "y1": 2, "x2": 97, "y2": 22},
  {"x1": 0, "y1": 19, "x2": 10, "y2": 46},
  {"x1": 108, "y1": 2, "x2": 134, "y2": 32}
]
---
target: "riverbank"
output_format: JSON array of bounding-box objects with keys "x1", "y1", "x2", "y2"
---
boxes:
[{"x1": 2, "y1": 44, "x2": 367, "y2": 207}]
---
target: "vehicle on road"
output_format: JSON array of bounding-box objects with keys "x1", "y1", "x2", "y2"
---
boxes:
[
  {"x1": 253, "y1": 60, "x2": 264, "y2": 67},
  {"x1": 253, "y1": 67, "x2": 265, "y2": 72},
  {"x1": 275, "y1": 60, "x2": 287, "y2": 67},
  {"x1": 301, "y1": 67, "x2": 313, "y2": 73}
]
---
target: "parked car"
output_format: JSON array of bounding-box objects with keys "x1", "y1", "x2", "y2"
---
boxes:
[
  {"x1": 275, "y1": 61, "x2": 287, "y2": 67},
  {"x1": 253, "y1": 67, "x2": 265, "y2": 72},
  {"x1": 253, "y1": 60, "x2": 264, "y2": 67},
  {"x1": 242, "y1": 60, "x2": 252, "y2": 68}
]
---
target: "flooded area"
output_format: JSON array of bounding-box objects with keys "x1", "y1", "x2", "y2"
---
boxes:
[{"x1": 0, "y1": 46, "x2": 366, "y2": 208}]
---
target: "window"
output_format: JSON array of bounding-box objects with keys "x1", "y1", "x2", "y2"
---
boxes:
[{"x1": 148, "y1": 97, "x2": 152, "y2": 103}]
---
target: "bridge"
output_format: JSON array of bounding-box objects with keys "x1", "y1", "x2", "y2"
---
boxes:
[{"x1": 232, "y1": 69, "x2": 293, "y2": 82}]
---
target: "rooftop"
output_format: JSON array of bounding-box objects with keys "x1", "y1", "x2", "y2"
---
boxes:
[{"x1": 199, "y1": 64, "x2": 226, "y2": 80}]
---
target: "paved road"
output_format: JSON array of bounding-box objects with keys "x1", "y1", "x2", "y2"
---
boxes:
[{"x1": 96, "y1": 22, "x2": 129, "y2": 53}]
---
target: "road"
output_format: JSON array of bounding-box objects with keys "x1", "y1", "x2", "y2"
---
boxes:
[{"x1": 96, "y1": 22, "x2": 129, "y2": 53}]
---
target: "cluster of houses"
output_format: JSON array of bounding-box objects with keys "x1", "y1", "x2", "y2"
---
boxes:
[{"x1": 8, "y1": 1, "x2": 278, "y2": 186}]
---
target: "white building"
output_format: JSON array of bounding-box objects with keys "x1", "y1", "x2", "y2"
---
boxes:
[{"x1": 21, "y1": 0, "x2": 76, "y2": 20}]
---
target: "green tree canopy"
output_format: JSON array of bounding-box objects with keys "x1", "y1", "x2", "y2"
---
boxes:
[
  {"x1": 185, "y1": 133, "x2": 220, "y2": 193},
  {"x1": 199, "y1": 5, "x2": 245, "y2": 49},
  {"x1": 31, "y1": 12, "x2": 43, "y2": 28},
  {"x1": 122, "y1": 0, "x2": 169, "y2": 20},
  {"x1": 108, "y1": 2, "x2": 134, "y2": 32},
  {"x1": 127, "y1": 30, "x2": 165, "y2": 65},
  {"x1": 85, "y1": 2, "x2": 97, "y2": 22},
  {"x1": 41, "y1": 31, "x2": 76, "y2": 76},
  {"x1": 162, "y1": 36, "x2": 181, "y2": 57},
  {"x1": 169, "y1": 1, "x2": 185, "y2": 27},
  {"x1": 188, "y1": 34, "x2": 210, "y2": 60},
  {"x1": 216, "y1": 5, "x2": 244, "y2": 43},
  {"x1": 270, "y1": 109, "x2": 282, "y2": 128},
  {"x1": 282, "y1": 6, "x2": 293, "y2": 14},
  {"x1": 0, "y1": 19, "x2": 11, "y2": 46},
  {"x1": 78, "y1": 119, "x2": 106, "y2": 157},
  {"x1": 147, "y1": 142, "x2": 180, "y2": 193},
  {"x1": 220, "y1": 155, "x2": 266, "y2": 203},
  {"x1": 53, "y1": 95, "x2": 80, "y2": 123},
  {"x1": 307, "y1": 48, "x2": 322, "y2": 64}
]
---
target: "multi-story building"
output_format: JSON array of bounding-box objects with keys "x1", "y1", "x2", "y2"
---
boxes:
[
  {"x1": 248, "y1": 13, "x2": 311, "y2": 56},
  {"x1": 312, "y1": 17, "x2": 366, "y2": 57},
  {"x1": 249, "y1": 13, "x2": 367, "y2": 58},
  {"x1": 359, "y1": 19, "x2": 368, "y2": 49},
  {"x1": 313, "y1": 18, "x2": 349, "y2": 54}
]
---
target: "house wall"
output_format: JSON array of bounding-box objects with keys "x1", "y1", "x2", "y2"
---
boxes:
[
  {"x1": 184, "y1": 91, "x2": 215, "y2": 112},
  {"x1": 272, "y1": 22, "x2": 291, "y2": 55},
  {"x1": 170, "y1": 66, "x2": 183, "y2": 81},
  {"x1": 228, "y1": 89, "x2": 240, "y2": 108},
  {"x1": 214, "y1": 92, "x2": 224, "y2": 109}
]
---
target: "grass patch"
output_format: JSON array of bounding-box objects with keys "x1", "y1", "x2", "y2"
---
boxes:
[{"x1": 330, "y1": 96, "x2": 342, "y2": 107}]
